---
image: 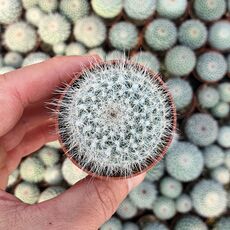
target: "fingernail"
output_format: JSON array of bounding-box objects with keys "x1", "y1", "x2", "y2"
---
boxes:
[{"x1": 127, "y1": 173, "x2": 146, "y2": 192}]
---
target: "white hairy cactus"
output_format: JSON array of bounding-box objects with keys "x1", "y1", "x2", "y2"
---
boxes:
[{"x1": 56, "y1": 61, "x2": 176, "y2": 178}]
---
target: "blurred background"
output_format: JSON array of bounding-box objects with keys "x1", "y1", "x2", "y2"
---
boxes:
[{"x1": 0, "y1": 0, "x2": 230, "y2": 229}]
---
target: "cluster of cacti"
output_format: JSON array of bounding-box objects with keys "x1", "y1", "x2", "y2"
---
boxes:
[{"x1": 1, "y1": 1, "x2": 229, "y2": 229}]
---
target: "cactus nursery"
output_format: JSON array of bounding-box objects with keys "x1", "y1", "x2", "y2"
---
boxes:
[{"x1": 0, "y1": 0, "x2": 230, "y2": 229}]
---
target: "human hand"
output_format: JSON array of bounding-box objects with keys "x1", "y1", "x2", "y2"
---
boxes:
[{"x1": 0, "y1": 56, "x2": 145, "y2": 230}]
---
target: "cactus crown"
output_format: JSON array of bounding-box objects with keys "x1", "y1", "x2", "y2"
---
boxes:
[{"x1": 57, "y1": 61, "x2": 176, "y2": 177}]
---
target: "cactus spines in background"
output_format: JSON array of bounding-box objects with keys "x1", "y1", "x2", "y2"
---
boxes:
[
  {"x1": 87, "y1": 48, "x2": 106, "y2": 61},
  {"x1": 74, "y1": 16, "x2": 106, "y2": 48},
  {"x1": 38, "y1": 186, "x2": 65, "y2": 203},
  {"x1": 152, "y1": 196, "x2": 176, "y2": 220},
  {"x1": 38, "y1": 14, "x2": 71, "y2": 45},
  {"x1": 38, "y1": 0, "x2": 58, "y2": 13},
  {"x1": 22, "y1": 52, "x2": 50, "y2": 67},
  {"x1": 57, "y1": 61, "x2": 176, "y2": 177},
  {"x1": 224, "y1": 149, "x2": 230, "y2": 170},
  {"x1": 145, "y1": 159, "x2": 165, "y2": 182},
  {"x1": 3, "y1": 52, "x2": 23, "y2": 68},
  {"x1": 116, "y1": 197, "x2": 138, "y2": 219},
  {"x1": 106, "y1": 50, "x2": 125, "y2": 61},
  {"x1": 7, "y1": 169, "x2": 19, "y2": 188},
  {"x1": 211, "y1": 166, "x2": 230, "y2": 185},
  {"x1": 22, "y1": 0, "x2": 39, "y2": 9},
  {"x1": 166, "y1": 78, "x2": 193, "y2": 112},
  {"x1": 91, "y1": 0, "x2": 123, "y2": 19},
  {"x1": 217, "y1": 126, "x2": 230, "y2": 148},
  {"x1": 191, "y1": 179, "x2": 227, "y2": 218},
  {"x1": 211, "y1": 101, "x2": 230, "y2": 118},
  {"x1": 123, "y1": 0, "x2": 156, "y2": 21},
  {"x1": 65, "y1": 42, "x2": 86, "y2": 56},
  {"x1": 123, "y1": 222, "x2": 139, "y2": 230},
  {"x1": 218, "y1": 82, "x2": 230, "y2": 103},
  {"x1": 100, "y1": 217, "x2": 122, "y2": 230},
  {"x1": 25, "y1": 7, "x2": 45, "y2": 27},
  {"x1": 214, "y1": 217, "x2": 230, "y2": 230},
  {"x1": 4, "y1": 22, "x2": 37, "y2": 53},
  {"x1": 175, "y1": 194, "x2": 193, "y2": 213},
  {"x1": 37, "y1": 146, "x2": 60, "y2": 167},
  {"x1": 174, "y1": 215, "x2": 208, "y2": 230},
  {"x1": 131, "y1": 51, "x2": 160, "y2": 72},
  {"x1": 165, "y1": 45, "x2": 196, "y2": 77},
  {"x1": 165, "y1": 141, "x2": 204, "y2": 182},
  {"x1": 44, "y1": 164, "x2": 63, "y2": 185},
  {"x1": 193, "y1": 0, "x2": 226, "y2": 22},
  {"x1": 59, "y1": 0, "x2": 89, "y2": 22},
  {"x1": 14, "y1": 182, "x2": 40, "y2": 204},
  {"x1": 52, "y1": 42, "x2": 67, "y2": 55},
  {"x1": 142, "y1": 221, "x2": 169, "y2": 230},
  {"x1": 144, "y1": 19, "x2": 177, "y2": 51},
  {"x1": 156, "y1": 0, "x2": 187, "y2": 19},
  {"x1": 0, "y1": 66, "x2": 15, "y2": 74},
  {"x1": 129, "y1": 181, "x2": 157, "y2": 209},
  {"x1": 0, "y1": 0, "x2": 22, "y2": 24},
  {"x1": 178, "y1": 20, "x2": 208, "y2": 50},
  {"x1": 185, "y1": 113, "x2": 218, "y2": 146},
  {"x1": 109, "y1": 22, "x2": 138, "y2": 51}
]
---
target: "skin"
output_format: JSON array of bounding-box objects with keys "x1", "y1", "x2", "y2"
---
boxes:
[{"x1": 0, "y1": 55, "x2": 144, "y2": 230}]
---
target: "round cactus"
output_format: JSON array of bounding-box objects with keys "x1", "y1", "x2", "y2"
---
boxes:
[
  {"x1": 38, "y1": 14, "x2": 71, "y2": 45},
  {"x1": 185, "y1": 113, "x2": 218, "y2": 146},
  {"x1": 191, "y1": 179, "x2": 227, "y2": 218},
  {"x1": 145, "y1": 159, "x2": 165, "y2": 182},
  {"x1": 37, "y1": 146, "x2": 60, "y2": 167},
  {"x1": 0, "y1": 66, "x2": 15, "y2": 74},
  {"x1": 59, "y1": 0, "x2": 89, "y2": 22},
  {"x1": 165, "y1": 46, "x2": 196, "y2": 77},
  {"x1": 174, "y1": 215, "x2": 208, "y2": 230},
  {"x1": 129, "y1": 181, "x2": 157, "y2": 209},
  {"x1": 38, "y1": 186, "x2": 65, "y2": 203},
  {"x1": 100, "y1": 217, "x2": 122, "y2": 230},
  {"x1": 211, "y1": 101, "x2": 229, "y2": 118},
  {"x1": 124, "y1": 0, "x2": 156, "y2": 21},
  {"x1": 214, "y1": 217, "x2": 230, "y2": 230},
  {"x1": 22, "y1": 0, "x2": 39, "y2": 9},
  {"x1": 160, "y1": 176, "x2": 182, "y2": 199},
  {"x1": 144, "y1": 19, "x2": 177, "y2": 51},
  {"x1": 224, "y1": 149, "x2": 230, "y2": 170},
  {"x1": 211, "y1": 166, "x2": 230, "y2": 185},
  {"x1": 109, "y1": 22, "x2": 138, "y2": 50},
  {"x1": 203, "y1": 144, "x2": 224, "y2": 169},
  {"x1": 178, "y1": 19, "x2": 207, "y2": 49},
  {"x1": 44, "y1": 164, "x2": 63, "y2": 185},
  {"x1": 152, "y1": 196, "x2": 176, "y2": 220},
  {"x1": 227, "y1": 54, "x2": 230, "y2": 74},
  {"x1": 7, "y1": 169, "x2": 19, "y2": 188},
  {"x1": 57, "y1": 61, "x2": 176, "y2": 177},
  {"x1": 156, "y1": 0, "x2": 187, "y2": 19},
  {"x1": 14, "y1": 182, "x2": 40, "y2": 204},
  {"x1": 65, "y1": 42, "x2": 87, "y2": 56},
  {"x1": 4, "y1": 21, "x2": 37, "y2": 53},
  {"x1": 25, "y1": 7, "x2": 44, "y2": 27},
  {"x1": 218, "y1": 82, "x2": 230, "y2": 103},
  {"x1": 106, "y1": 50, "x2": 125, "y2": 61},
  {"x1": 176, "y1": 194, "x2": 193, "y2": 213},
  {"x1": 87, "y1": 48, "x2": 106, "y2": 61},
  {"x1": 166, "y1": 78, "x2": 193, "y2": 111},
  {"x1": 217, "y1": 126, "x2": 230, "y2": 148},
  {"x1": 165, "y1": 141, "x2": 204, "y2": 182},
  {"x1": 208, "y1": 21, "x2": 230, "y2": 51},
  {"x1": 74, "y1": 16, "x2": 106, "y2": 48},
  {"x1": 91, "y1": 0, "x2": 122, "y2": 19},
  {"x1": 61, "y1": 158, "x2": 87, "y2": 185},
  {"x1": 22, "y1": 52, "x2": 50, "y2": 67},
  {"x1": 123, "y1": 222, "x2": 139, "y2": 230},
  {"x1": 116, "y1": 197, "x2": 138, "y2": 219},
  {"x1": 131, "y1": 51, "x2": 160, "y2": 72},
  {"x1": 142, "y1": 222, "x2": 169, "y2": 230},
  {"x1": 3, "y1": 52, "x2": 23, "y2": 68},
  {"x1": 0, "y1": 0, "x2": 22, "y2": 24},
  {"x1": 38, "y1": 0, "x2": 58, "y2": 13},
  {"x1": 0, "y1": 56, "x2": 3, "y2": 67},
  {"x1": 197, "y1": 85, "x2": 220, "y2": 109},
  {"x1": 20, "y1": 156, "x2": 45, "y2": 183},
  {"x1": 52, "y1": 42, "x2": 66, "y2": 55},
  {"x1": 193, "y1": 0, "x2": 226, "y2": 22},
  {"x1": 45, "y1": 141, "x2": 61, "y2": 149}
]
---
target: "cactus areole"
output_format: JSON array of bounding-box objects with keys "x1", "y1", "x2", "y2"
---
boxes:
[{"x1": 57, "y1": 61, "x2": 176, "y2": 178}]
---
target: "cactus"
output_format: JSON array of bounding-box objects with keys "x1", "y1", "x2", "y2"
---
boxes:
[
  {"x1": 152, "y1": 196, "x2": 176, "y2": 220},
  {"x1": 156, "y1": 0, "x2": 187, "y2": 19},
  {"x1": 38, "y1": 186, "x2": 65, "y2": 203},
  {"x1": 178, "y1": 20, "x2": 207, "y2": 50},
  {"x1": 109, "y1": 22, "x2": 138, "y2": 50},
  {"x1": 0, "y1": 66, "x2": 15, "y2": 74},
  {"x1": 165, "y1": 141, "x2": 204, "y2": 182},
  {"x1": 144, "y1": 19, "x2": 177, "y2": 51},
  {"x1": 175, "y1": 194, "x2": 193, "y2": 213},
  {"x1": 218, "y1": 82, "x2": 230, "y2": 103},
  {"x1": 0, "y1": 0, "x2": 22, "y2": 24},
  {"x1": 217, "y1": 126, "x2": 230, "y2": 148},
  {"x1": 129, "y1": 181, "x2": 157, "y2": 209},
  {"x1": 185, "y1": 113, "x2": 218, "y2": 146},
  {"x1": 7, "y1": 169, "x2": 19, "y2": 188},
  {"x1": 100, "y1": 217, "x2": 122, "y2": 230},
  {"x1": 87, "y1": 48, "x2": 106, "y2": 61},
  {"x1": 145, "y1": 159, "x2": 164, "y2": 182},
  {"x1": 74, "y1": 16, "x2": 106, "y2": 48},
  {"x1": 52, "y1": 42, "x2": 66, "y2": 55},
  {"x1": 211, "y1": 101, "x2": 229, "y2": 118},
  {"x1": 166, "y1": 78, "x2": 193, "y2": 111},
  {"x1": 38, "y1": 0, "x2": 58, "y2": 13},
  {"x1": 65, "y1": 42, "x2": 87, "y2": 56},
  {"x1": 165, "y1": 46, "x2": 196, "y2": 77},
  {"x1": 14, "y1": 182, "x2": 40, "y2": 204},
  {"x1": 123, "y1": 222, "x2": 139, "y2": 230},
  {"x1": 208, "y1": 21, "x2": 230, "y2": 51},
  {"x1": 116, "y1": 197, "x2": 138, "y2": 219},
  {"x1": 123, "y1": 0, "x2": 156, "y2": 21},
  {"x1": 142, "y1": 222, "x2": 169, "y2": 230},
  {"x1": 37, "y1": 146, "x2": 60, "y2": 167},
  {"x1": 91, "y1": 0, "x2": 122, "y2": 19},
  {"x1": 22, "y1": 52, "x2": 50, "y2": 67},
  {"x1": 3, "y1": 52, "x2": 23, "y2": 68},
  {"x1": 211, "y1": 166, "x2": 230, "y2": 185},
  {"x1": 22, "y1": 0, "x2": 39, "y2": 9},
  {"x1": 4, "y1": 21, "x2": 37, "y2": 53},
  {"x1": 45, "y1": 141, "x2": 61, "y2": 149},
  {"x1": 174, "y1": 215, "x2": 208, "y2": 230},
  {"x1": 214, "y1": 217, "x2": 230, "y2": 230},
  {"x1": 191, "y1": 179, "x2": 227, "y2": 218},
  {"x1": 193, "y1": 0, "x2": 226, "y2": 22},
  {"x1": 44, "y1": 164, "x2": 63, "y2": 185},
  {"x1": 57, "y1": 61, "x2": 176, "y2": 177},
  {"x1": 224, "y1": 149, "x2": 230, "y2": 170},
  {"x1": 106, "y1": 50, "x2": 125, "y2": 61},
  {"x1": 38, "y1": 14, "x2": 71, "y2": 45},
  {"x1": 25, "y1": 7, "x2": 44, "y2": 27},
  {"x1": 59, "y1": 0, "x2": 89, "y2": 22}
]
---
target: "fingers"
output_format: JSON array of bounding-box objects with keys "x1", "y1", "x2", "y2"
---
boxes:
[{"x1": 0, "y1": 55, "x2": 101, "y2": 136}]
